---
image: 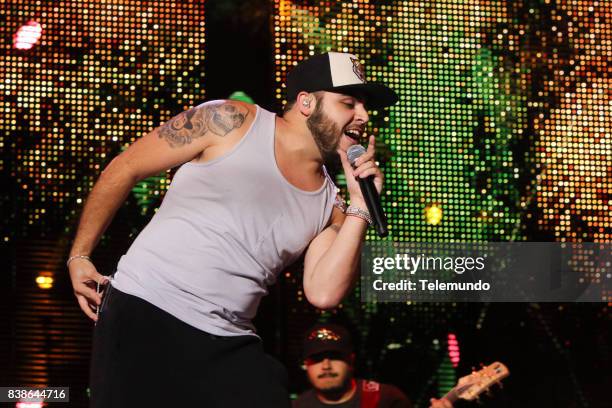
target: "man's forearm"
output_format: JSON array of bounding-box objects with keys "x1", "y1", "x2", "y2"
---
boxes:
[
  {"x1": 307, "y1": 214, "x2": 368, "y2": 308},
  {"x1": 69, "y1": 162, "x2": 136, "y2": 257}
]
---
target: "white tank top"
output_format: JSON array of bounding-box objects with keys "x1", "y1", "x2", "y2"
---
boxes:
[{"x1": 112, "y1": 104, "x2": 337, "y2": 336}]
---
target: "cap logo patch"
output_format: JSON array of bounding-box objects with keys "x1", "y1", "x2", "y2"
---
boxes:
[
  {"x1": 350, "y1": 57, "x2": 366, "y2": 83},
  {"x1": 308, "y1": 328, "x2": 341, "y2": 342}
]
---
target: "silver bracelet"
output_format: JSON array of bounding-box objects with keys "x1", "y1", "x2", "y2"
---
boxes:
[
  {"x1": 66, "y1": 254, "x2": 92, "y2": 268},
  {"x1": 345, "y1": 205, "x2": 372, "y2": 225}
]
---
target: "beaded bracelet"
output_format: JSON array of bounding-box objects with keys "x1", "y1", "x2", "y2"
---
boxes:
[
  {"x1": 66, "y1": 254, "x2": 92, "y2": 268},
  {"x1": 345, "y1": 205, "x2": 372, "y2": 225}
]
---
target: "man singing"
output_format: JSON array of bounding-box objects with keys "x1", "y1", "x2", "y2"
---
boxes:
[{"x1": 67, "y1": 52, "x2": 398, "y2": 407}]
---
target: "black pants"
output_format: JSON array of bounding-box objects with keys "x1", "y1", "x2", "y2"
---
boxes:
[{"x1": 90, "y1": 284, "x2": 291, "y2": 408}]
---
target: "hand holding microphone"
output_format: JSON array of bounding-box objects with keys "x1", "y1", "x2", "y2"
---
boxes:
[{"x1": 338, "y1": 135, "x2": 388, "y2": 238}]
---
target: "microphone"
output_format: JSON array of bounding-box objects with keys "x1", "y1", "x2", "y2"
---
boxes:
[{"x1": 346, "y1": 145, "x2": 388, "y2": 238}]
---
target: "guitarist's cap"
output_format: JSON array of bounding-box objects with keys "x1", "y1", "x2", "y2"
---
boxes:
[{"x1": 303, "y1": 323, "x2": 353, "y2": 359}]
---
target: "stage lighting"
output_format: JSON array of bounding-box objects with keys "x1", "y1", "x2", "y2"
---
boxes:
[
  {"x1": 425, "y1": 203, "x2": 443, "y2": 225},
  {"x1": 16, "y1": 402, "x2": 44, "y2": 408},
  {"x1": 447, "y1": 333, "x2": 460, "y2": 367},
  {"x1": 35, "y1": 272, "x2": 54, "y2": 290},
  {"x1": 13, "y1": 21, "x2": 42, "y2": 50}
]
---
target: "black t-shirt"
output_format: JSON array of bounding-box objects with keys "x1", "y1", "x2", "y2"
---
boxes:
[{"x1": 293, "y1": 379, "x2": 412, "y2": 408}]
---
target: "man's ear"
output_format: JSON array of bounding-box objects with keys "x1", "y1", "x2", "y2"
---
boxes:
[{"x1": 297, "y1": 92, "x2": 315, "y2": 116}]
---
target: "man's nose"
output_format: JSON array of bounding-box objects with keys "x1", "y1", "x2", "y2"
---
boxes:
[
  {"x1": 355, "y1": 101, "x2": 369, "y2": 124},
  {"x1": 321, "y1": 358, "x2": 332, "y2": 369}
]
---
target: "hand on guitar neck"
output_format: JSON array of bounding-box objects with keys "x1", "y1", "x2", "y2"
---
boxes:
[{"x1": 430, "y1": 362, "x2": 509, "y2": 407}]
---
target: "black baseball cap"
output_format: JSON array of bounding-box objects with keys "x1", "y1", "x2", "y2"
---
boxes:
[
  {"x1": 286, "y1": 52, "x2": 398, "y2": 109},
  {"x1": 303, "y1": 323, "x2": 354, "y2": 359}
]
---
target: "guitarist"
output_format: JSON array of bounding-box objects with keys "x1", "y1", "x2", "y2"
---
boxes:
[{"x1": 294, "y1": 323, "x2": 452, "y2": 408}]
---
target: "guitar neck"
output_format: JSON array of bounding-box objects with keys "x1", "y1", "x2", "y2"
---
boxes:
[
  {"x1": 440, "y1": 361, "x2": 509, "y2": 403},
  {"x1": 442, "y1": 388, "x2": 460, "y2": 404}
]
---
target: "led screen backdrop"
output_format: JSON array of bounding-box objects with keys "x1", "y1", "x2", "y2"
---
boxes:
[
  {"x1": 273, "y1": 0, "x2": 610, "y2": 244},
  {"x1": 273, "y1": 0, "x2": 610, "y2": 403},
  {"x1": 1, "y1": 1, "x2": 206, "y2": 403},
  {"x1": 1, "y1": 0, "x2": 206, "y2": 241}
]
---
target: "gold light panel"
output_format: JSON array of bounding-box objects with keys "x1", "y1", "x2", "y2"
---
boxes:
[{"x1": 1, "y1": 1, "x2": 206, "y2": 238}]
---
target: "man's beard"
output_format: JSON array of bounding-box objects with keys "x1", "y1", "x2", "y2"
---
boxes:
[
  {"x1": 306, "y1": 101, "x2": 341, "y2": 162},
  {"x1": 315, "y1": 372, "x2": 353, "y2": 401}
]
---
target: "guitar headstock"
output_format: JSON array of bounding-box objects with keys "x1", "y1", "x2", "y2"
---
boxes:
[{"x1": 453, "y1": 361, "x2": 509, "y2": 401}]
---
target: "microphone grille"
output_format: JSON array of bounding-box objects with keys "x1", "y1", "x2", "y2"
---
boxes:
[{"x1": 347, "y1": 145, "x2": 366, "y2": 167}]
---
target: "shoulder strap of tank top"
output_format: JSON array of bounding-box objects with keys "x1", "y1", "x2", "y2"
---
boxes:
[{"x1": 226, "y1": 104, "x2": 271, "y2": 160}]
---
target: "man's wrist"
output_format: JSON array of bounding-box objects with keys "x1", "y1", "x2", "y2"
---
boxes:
[
  {"x1": 66, "y1": 254, "x2": 92, "y2": 268},
  {"x1": 68, "y1": 245, "x2": 92, "y2": 267},
  {"x1": 69, "y1": 249, "x2": 91, "y2": 258},
  {"x1": 348, "y1": 198, "x2": 367, "y2": 209},
  {"x1": 345, "y1": 205, "x2": 372, "y2": 226},
  {"x1": 69, "y1": 242, "x2": 92, "y2": 257}
]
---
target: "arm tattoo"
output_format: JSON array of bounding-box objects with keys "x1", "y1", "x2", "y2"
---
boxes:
[{"x1": 158, "y1": 102, "x2": 249, "y2": 148}]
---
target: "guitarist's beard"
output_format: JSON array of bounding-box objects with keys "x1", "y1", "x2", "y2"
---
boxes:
[{"x1": 316, "y1": 374, "x2": 354, "y2": 402}]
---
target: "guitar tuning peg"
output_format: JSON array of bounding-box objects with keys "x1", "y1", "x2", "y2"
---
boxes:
[
  {"x1": 496, "y1": 380, "x2": 504, "y2": 389},
  {"x1": 480, "y1": 362, "x2": 485, "y2": 368}
]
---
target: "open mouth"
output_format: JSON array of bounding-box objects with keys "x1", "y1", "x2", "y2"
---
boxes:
[{"x1": 343, "y1": 128, "x2": 362, "y2": 141}]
